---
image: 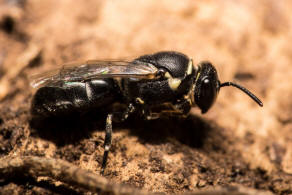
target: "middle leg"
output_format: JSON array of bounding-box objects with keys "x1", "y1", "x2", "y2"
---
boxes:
[{"x1": 100, "y1": 103, "x2": 136, "y2": 175}]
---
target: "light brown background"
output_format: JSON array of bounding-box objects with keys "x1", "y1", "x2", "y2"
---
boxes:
[{"x1": 0, "y1": 0, "x2": 291, "y2": 194}]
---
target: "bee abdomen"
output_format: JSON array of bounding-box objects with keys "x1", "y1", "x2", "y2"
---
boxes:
[{"x1": 31, "y1": 79, "x2": 119, "y2": 118}]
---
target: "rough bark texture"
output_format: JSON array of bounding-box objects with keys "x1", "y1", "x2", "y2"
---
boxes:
[{"x1": 0, "y1": 0, "x2": 291, "y2": 194}]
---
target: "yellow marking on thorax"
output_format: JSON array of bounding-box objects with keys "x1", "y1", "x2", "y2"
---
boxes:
[
  {"x1": 187, "y1": 59, "x2": 193, "y2": 75},
  {"x1": 164, "y1": 71, "x2": 182, "y2": 91},
  {"x1": 168, "y1": 78, "x2": 181, "y2": 90},
  {"x1": 164, "y1": 72, "x2": 171, "y2": 78}
]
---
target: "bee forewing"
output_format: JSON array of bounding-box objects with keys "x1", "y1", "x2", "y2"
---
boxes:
[{"x1": 30, "y1": 60, "x2": 158, "y2": 88}]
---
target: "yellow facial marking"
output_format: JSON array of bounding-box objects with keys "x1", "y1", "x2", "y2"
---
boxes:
[{"x1": 195, "y1": 72, "x2": 200, "y2": 82}]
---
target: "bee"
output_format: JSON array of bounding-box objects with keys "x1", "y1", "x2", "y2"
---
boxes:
[{"x1": 30, "y1": 51, "x2": 263, "y2": 174}]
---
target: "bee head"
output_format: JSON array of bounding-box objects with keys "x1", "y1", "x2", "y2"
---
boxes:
[
  {"x1": 194, "y1": 62, "x2": 220, "y2": 113},
  {"x1": 194, "y1": 61, "x2": 263, "y2": 114}
]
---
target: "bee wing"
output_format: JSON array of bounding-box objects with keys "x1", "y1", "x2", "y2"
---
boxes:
[{"x1": 30, "y1": 60, "x2": 159, "y2": 88}]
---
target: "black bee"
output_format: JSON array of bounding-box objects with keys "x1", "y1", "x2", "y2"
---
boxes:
[{"x1": 30, "y1": 51, "x2": 263, "y2": 174}]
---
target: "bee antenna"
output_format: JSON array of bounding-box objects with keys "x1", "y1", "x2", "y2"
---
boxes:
[{"x1": 220, "y1": 82, "x2": 263, "y2": 107}]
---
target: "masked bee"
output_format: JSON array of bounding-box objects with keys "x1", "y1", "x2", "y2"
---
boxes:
[{"x1": 30, "y1": 51, "x2": 263, "y2": 174}]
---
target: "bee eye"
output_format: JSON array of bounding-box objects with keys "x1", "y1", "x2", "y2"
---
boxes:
[
  {"x1": 194, "y1": 63, "x2": 220, "y2": 114},
  {"x1": 201, "y1": 78, "x2": 213, "y2": 97}
]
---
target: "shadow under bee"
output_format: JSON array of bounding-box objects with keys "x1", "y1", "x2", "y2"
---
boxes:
[
  {"x1": 29, "y1": 110, "x2": 108, "y2": 146},
  {"x1": 126, "y1": 114, "x2": 212, "y2": 148},
  {"x1": 29, "y1": 110, "x2": 213, "y2": 149}
]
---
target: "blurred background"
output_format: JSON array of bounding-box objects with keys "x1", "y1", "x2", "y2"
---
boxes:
[{"x1": 0, "y1": 0, "x2": 291, "y2": 194}]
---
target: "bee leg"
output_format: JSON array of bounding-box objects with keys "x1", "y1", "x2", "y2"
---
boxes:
[
  {"x1": 100, "y1": 104, "x2": 135, "y2": 175},
  {"x1": 120, "y1": 103, "x2": 135, "y2": 122},
  {"x1": 100, "y1": 114, "x2": 113, "y2": 175},
  {"x1": 174, "y1": 98, "x2": 192, "y2": 115}
]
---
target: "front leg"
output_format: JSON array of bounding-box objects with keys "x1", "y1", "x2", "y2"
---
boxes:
[
  {"x1": 174, "y1": 98, "x2": 192, "y2": 115},
  {"x1": 141, "y1": 99, "x2": 192, "y2": 120}
]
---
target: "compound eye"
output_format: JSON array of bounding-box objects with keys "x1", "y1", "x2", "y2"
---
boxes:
[
  {"x1": 201, "y1": 77, "x2": 212, "y2": 92},
  {"x1": 195, "y1": 76, "x2": 218, "y2": 113}
]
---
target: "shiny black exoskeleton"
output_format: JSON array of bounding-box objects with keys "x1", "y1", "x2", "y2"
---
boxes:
[
  {"x1": 30, "y1": 51, "x2": 263, "y2": 174},
  {"x1": 31, "y1": 79, "x2": 119, "y2": 117}
]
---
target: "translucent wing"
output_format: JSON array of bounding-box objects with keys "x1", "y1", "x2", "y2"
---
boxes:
[{"x1": 30, "y1": 60, "x2": 159, "y2": 88}]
